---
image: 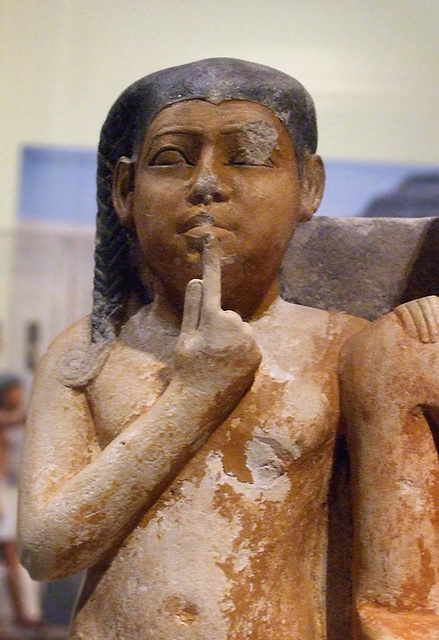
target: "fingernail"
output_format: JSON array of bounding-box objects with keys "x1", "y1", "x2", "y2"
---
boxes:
[{"x1": 203, "y1": 233, "x2": 215, "y2": 247}]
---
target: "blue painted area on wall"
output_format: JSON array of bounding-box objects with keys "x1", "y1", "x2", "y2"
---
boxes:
[
  {"x1": 19, "y1": 146, "x2": 97, "y2": 226},
  {"x1": 319, "y1": 159, "x2": 439, "y2": 218},
  {"x1": 18, "y1": 145, "x2": 439, "y2": 225}
]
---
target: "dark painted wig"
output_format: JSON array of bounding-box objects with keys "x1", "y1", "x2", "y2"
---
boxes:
[{"x1": 92, "y1": 58, "x2": 318, "y2": 346}]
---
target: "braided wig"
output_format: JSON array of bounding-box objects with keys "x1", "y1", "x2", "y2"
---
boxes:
[{"x1": 92, "y1": 57, "x2": 318, "y2": 346}]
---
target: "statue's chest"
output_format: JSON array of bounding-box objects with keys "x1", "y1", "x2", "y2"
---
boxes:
[
  {"x1": 202, "y1": 363, "x2": 340, "y2": 482},
  {"x1": 86, "y1": 343, "x2": 171, "y2": 449},
  {"x1": 87, "y1": 340, "x2": 339, "y2": 457}
]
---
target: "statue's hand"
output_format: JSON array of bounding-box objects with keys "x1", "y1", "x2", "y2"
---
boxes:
[
  {"x1": 174, "y1": 235, "x2": 262, "y2": 405},
  {"x1": 394, "y1": 296, "x2": 439, "y2": 343}
]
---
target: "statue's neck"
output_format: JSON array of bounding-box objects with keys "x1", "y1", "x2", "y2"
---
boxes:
[{"x1": 152, "y1": 278, "x2": 281, "y2": 325}]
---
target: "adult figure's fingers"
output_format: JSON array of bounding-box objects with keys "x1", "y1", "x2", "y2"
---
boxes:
[
  {"x1": 423, "y1": 296, "x2": 439, "y2": 343},
  {"x1": 180, "y1": 279, "x2": 202, "y2": 335},
  {"x1": 395, "y1": 298, "x2": 436, "y2": 343}
]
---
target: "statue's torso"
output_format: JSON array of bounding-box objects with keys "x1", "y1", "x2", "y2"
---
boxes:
[{"x1": 71, "y1": 299, "x2": 361, "y2": 640}]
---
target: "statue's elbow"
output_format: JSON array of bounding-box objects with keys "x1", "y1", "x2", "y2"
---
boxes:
[{"x1": 19, "y1": 532, "x2": 64, "y2": 581}]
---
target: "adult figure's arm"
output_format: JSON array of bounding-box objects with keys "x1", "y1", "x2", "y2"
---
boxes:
[
  {"x1": 341, "y1": 309, "x2": 439, "y2": 639},
  {"x1": 19, "y1": 240, "x2": 261, "y2": 581}
]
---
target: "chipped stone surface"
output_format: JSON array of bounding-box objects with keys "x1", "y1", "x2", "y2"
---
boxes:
[{"x1": 235, "y1": 120, "x2": 278, "y2": 166}]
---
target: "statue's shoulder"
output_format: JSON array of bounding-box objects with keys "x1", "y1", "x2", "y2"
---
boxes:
[
  {"x1": 341, "y1": 296, "x2": 439, "y2": 381},
  {"x1": 36, "y1": 317, "x2": 91, "y2": 371},
  {"x1": 49, "y1": 316, "x2": 93, "y2": 352},
  {"x1": 278, "y1": 298, "x2": 368, "y2": 347},
  {"x1": 346, "y1": 295, "x2": 439, "y2": 354},
  {"x1": 280, "y1": 298, "x2": 366, "y2": 327},
  {"x1": 37, "y1": 317, "x2": 114, "y2": 390},
  {"x1": 340, "y1": 297, "x2": 439, "y2": 407}
]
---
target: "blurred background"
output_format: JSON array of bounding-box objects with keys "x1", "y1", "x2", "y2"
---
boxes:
[{"x1": 1, "y1": 0, "x2": 439, "y2": 635}]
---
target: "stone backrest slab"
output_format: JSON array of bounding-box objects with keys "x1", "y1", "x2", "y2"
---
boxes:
[{"x1": 282, "y1": 216, "x2": 439, "y2": 320}]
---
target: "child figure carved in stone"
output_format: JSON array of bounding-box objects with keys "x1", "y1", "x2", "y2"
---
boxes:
[{"x1": 18, "y1": 58, "x2": 418, "y2": 639}]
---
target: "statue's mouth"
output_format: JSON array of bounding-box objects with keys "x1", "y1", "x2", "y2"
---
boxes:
[
  {"x1": 177, "y1": 211, "x2": 216, "y2": 234},
  {"x1": 179, "y1": 210, "x2": 234, "y2": 252}
]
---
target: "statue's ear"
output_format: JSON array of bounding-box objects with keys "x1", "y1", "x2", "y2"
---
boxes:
[
  {"x1": 299, "y1": 154, "x2": 325, "y2": 222},
  {"x1": 112, "y1": 156, "x2": 136, "y2": 230}
]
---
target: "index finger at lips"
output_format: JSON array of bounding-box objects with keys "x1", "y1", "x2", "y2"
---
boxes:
[
  {"x1": 180, "y1": 279, "x2": 202, "y2": 336},
  {"x1": 201, "y1": 234, "x2": 222, "y2": 316}
]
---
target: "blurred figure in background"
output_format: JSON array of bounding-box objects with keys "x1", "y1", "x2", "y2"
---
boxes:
[{"x1": 0, "y1": 374, "x2": 42, "y2": 629}]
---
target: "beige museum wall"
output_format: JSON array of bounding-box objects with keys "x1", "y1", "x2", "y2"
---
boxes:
[
  {"x1": 2, "y1": 0, "x2": 439, "y2": 231},
  {"x1": 0, "y1": 0, "x2": 438, "y2": 363}
]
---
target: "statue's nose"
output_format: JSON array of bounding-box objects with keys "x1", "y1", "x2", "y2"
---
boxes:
[{"x1": 187, "y1": 167, "x2": 230, "y2": 206}]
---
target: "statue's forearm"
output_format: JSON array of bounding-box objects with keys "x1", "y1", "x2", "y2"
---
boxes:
[
  {"x1": 19, "y1": 376, "x2": 240, "y2": 581},
  {"x1": 19, "y1": 240, "x2": 261, "y2": 582}
]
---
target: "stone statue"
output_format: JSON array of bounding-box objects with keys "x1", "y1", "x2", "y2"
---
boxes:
[
  {"x1": 18, "y1": 58, "x2": 434, "y2": 639},
  {"x1": 341, "y1": 296, "x2": 439, "y2": 639}
]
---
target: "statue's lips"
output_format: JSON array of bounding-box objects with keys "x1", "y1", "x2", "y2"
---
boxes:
[
  {"x1": 177, "y1": 211, "x2": 233, "y2": 237},
  {"x1": 183, "y1": 225, "x2": 233, "y2": 240}
]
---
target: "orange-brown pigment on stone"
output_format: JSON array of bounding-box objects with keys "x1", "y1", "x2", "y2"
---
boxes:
[
  {"x1": 198, "y1": 342, "x2": 345, "y2": 636},
  {"x1": 209, "y1": 409, "x2": 288, "y2": 635},
  {"x1": 160, "y1": 594, "x2": 199, "y2": 625},
  {"x1": 217, "y1": 500, "x2": 291, "y2": 637},
  {"x1": 357, "y1": 600, "x2": 439, "y2": 638},
  {"x1": 213, "y1": 444, "x2": 334, "y2": 637},
  {"x1": 216, "y1": 492, "x2": 316, "y2": 637},
  {"x1": 427, "y1": 407, "x2": 439, "y2": 535},
  {"x1": 307, "y1": 311, "x2": 356, "y2": 418},
  {"x1": 397, "y1": 407, "x2": 439, "y2": 608},
  {"x1": 218, "y1": 375, "x2": 288, "y2": 483},
  {"x1": 219, "y1": 423, "x2": 254, "y2": 484}
]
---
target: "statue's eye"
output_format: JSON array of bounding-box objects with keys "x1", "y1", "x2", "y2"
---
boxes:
[
  {"x1": 149, "y1": 147, "x2": 192, "y2": 166},
  {"x1": 229, "y1": 153, "x2": 274, "y2": 167}
]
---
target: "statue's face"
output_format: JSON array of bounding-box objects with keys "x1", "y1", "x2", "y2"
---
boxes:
[{"x1": 114, "y1": 99, "x2": 323, "y2": 317}]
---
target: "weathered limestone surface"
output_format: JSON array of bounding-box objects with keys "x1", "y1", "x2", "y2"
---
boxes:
[
  {"x1": 17, "y1": 57, "x2": 439, "y2": 640},
  {"x1": 341, "y1": 296, "x2": 439, "y2": 639}
]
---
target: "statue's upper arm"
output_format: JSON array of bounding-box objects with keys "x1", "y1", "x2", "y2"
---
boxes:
[{"x1": 22, "y1": 318, "x2": 99, "y2": 498}]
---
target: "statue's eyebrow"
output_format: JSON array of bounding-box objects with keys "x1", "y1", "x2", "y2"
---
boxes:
[{"x1": 149, "y1": 126, "x2": 204, "y2": 142}]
